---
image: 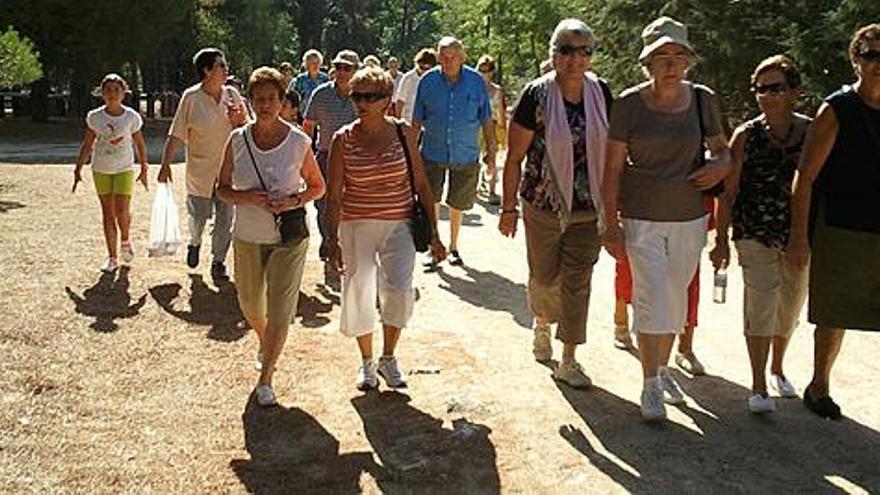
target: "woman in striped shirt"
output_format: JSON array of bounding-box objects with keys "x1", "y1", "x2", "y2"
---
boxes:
[{"x1": 326, "y1": 67, "x2": 446, "y2": 391}]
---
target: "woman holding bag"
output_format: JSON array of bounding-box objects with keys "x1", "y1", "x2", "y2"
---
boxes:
[
  {"x1": 325, "y1": 67, "x2": 445, "y2": 391},
  {"x1": 217, "y1": 67, "x2": 325, "y2": 407}
]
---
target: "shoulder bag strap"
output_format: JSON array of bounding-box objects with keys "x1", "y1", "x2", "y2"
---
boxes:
[
  {"x1": 695, "y1": 86, "x2": 707, "y2": 167},
  {"x1": 241, "y1": 128, "x2": 269, "y2": 191},
  {"x1": 394, "y1": 122, "x2": 418, "y2": 200}
]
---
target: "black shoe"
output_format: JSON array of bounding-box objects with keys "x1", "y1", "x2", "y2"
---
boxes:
[
  {"x1": 803, "y1": 386, "x2": 842, "y2": 420},
  {"x1": 488, "y1": 194, "x2": 501, "y2": 206},
  {"x1": 319, "y1": 241, "x2": 330, "y2": 261},
  {"x1": 211, "y1": 262, "x2": 229, "y2": 281},
  {"x1": 449, "y1": 250, "x2": 463, "y2": 266},
  {"x1": 186, "y1": 245, "x2": 200, "y2": 268}
]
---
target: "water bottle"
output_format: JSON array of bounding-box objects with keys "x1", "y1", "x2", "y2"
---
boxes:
[{"x1": 713, "y1": 266, "x2": 728, "y2": 304}]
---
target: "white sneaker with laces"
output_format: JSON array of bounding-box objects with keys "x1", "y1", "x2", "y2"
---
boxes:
[
  {"x1": 532, "y1": 324, "x2": 552, "y2": 362},
  {"x1": 377, "y1": 356, "x2": 407, "y2": 389},
  {"x1": 771, "y1": 374, "x2": 798, "y2": 398},
  {"x1": 553, "y1": 359, "x2": 592, "y2": 389},
  {"x1": 100, "y1": 257, "x2": 119, "y2": 273},
  {"x1": 614, "y1": 325, "x2": 633, "y2": 349},
  {"x1": 748, "y1": 392, "x2": 776, "y2": 413},
  {"x1": 120, "y1": 241, "x2": 134, "y2": 263},
  {"x1": 356, "y1": 359, "x2": 379, "y2": 391},
  {"x1": 675, "y1": 351, "x2": 706, "y2": 376},
  {"x1": 255, "y1": 384, "x2": 277, "y2": 407},
  {"x1": 641, "y1": 378, "x2": 667, "y2": 421},
  {"x1": 659, "y1": 367, "x2": 686, "y2": 405}
]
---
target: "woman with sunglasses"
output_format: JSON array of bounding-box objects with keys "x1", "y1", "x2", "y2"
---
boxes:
[
  {"x1": 499, "y1": 19, "x2": 612, "y2": 389},
  {"x1": 326, "y1": 67, "x2": 446, "y2": 391},
  {"x1": 710, "y1": 55, "x2": 810, "y2": 414},
  {"x1": 785, "y1": 24, "x2": 880, "y2": 420},
  {"x1": 601, "y1": 17, "x2": 731, "y2": 421}
]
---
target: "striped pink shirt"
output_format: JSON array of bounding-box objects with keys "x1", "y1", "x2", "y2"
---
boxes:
[{"x1": 340, "y1": 128, "x2": 414, "y2": 221}]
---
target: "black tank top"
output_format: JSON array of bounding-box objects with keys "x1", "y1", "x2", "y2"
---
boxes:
[{"x1": 815, "y1": 87, "x2": 880, "y2": 234}]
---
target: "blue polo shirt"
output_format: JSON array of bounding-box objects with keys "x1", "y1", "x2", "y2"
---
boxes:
[
  {"x1": 413, "y1": 66, "x2": 492, "y2": 165},
  {"x1": 290, "y1": 71, "x2": 330, "y2": 109}
]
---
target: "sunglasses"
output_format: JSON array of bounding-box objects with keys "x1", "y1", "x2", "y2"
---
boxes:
[
  {"x1": 333, "y1": 63, "x2": 354, "y2": 72},
  {"x1": 753, "y1": 82, "x2": 789, "y2": 95},
  {"x1": 858, "y1": 49, "x2": 880, "y2": 62},
  {"x1": 418, "y1": 63, "x2": 434, "y2": 71},
  {"x1": 479, "y1": 67, "x2": 494, "y2": 74},
  {"x1": 351, "y1": 91, "x2": 389, "y2": 103},
  {"x1": 556, "y1": 44, "x2": 593, "y2": 57}
]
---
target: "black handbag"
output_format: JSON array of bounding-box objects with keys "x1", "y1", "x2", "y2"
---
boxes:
[
  {"x1": 394, "y1": 123, "x2": 433, "y2": 253},
  {"x1": 242, "y1": 130, "x2": 309, "y2": 244},
  {"x1": 695, "y1": 86, "x2": 724, "y2": 197}
]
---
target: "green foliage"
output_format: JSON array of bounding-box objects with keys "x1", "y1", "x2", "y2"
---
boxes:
[{"x1": 0, "y1": 26, "x2": 42, "y2": 89}]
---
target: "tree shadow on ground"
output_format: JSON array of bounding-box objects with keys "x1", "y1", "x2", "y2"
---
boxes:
[
  {"x1": 437, "y1": 265, "x2": 532, "y2": 329},
  {"x1": 230, "y1": 393, "x2": 373, "y2": 494},
  {"x1": 65, "y1": 266, "x2": 146, "y2": 332},
  {"x1": 438, "y1": 204, "x2": 483, "y2": 226},
  {"x1": 0, "y1": 200, "x2": 25, "y2": 213},
  {"x1": 351, "y1": 391, "x2": 500, "y2": 494},
  {"x1": 149, "y1": 274, "x2": 246, "y2": 342},
  {"x1": 553, "y1": 371, "x2": 880, "y2": 493}
]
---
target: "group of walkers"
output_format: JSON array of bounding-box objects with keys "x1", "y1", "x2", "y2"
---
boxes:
[{"x1": 72, "y1": 17, "x2": 880, "y2": 423}]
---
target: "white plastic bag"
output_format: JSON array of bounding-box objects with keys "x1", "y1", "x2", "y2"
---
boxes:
[{"x1": 148, "y1": 183, "x2": 182, "y2": 257}]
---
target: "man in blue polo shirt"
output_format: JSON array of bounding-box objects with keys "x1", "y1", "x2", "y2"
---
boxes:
[{"x1": 412, "y1": 36, "x2": 496, "y2": 267}]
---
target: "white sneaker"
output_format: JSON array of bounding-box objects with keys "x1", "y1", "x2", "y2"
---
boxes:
[
  {"x1": 255, "y1": 384, "x2": 277, "y2": 407},
  {"x1": 254, "y1": 350, "x2": 263, "y2": 371},
  {"x1": 120, "y1": 241, "x2": 134, "y2": 263},
  {"x1": 356, "y1": 359, "x2": 379, "y2": 391},
  {"x1": 100, "y1": 257, "x2": 119, "y2": 273},
  {"x1": 532, "y1": 324, "x2": 552, "y2": 362},
  {"x1": 675, "y1": 351, "x2": 706, "y2": 376},
  {"x1": 748, "y1": 392, "x2": 776, "y2": 413},
  {"x1": 771, "y1": 374, "x2": 798, "y2": 398},
  {"x1": 553, "y1": 359, "x2": 592, "y2": 389},
  {"x1": 659, "y1": 367, "x2": 686, "y2": 405},
  {"x1": 614, "y1": 325, "x2": 633, "y2": 349},
  {"x1": 377, "y1": 356, "x2": 407, "y2": 389},
  {"x1": 641, "y1": 378, "x2": 667, "y2": 421}
]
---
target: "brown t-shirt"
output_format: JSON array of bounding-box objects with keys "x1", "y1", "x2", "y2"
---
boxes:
[{"x1": 608, "y1": 82, "x2": 723, "y2": 221}]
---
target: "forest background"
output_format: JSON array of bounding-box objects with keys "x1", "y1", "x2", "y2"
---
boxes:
[{"x1": 2, "y1": 0, "x2": 879, "y2": 124}]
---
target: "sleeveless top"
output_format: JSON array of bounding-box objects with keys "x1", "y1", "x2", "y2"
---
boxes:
[
  {"x1": 732, "y1": 115, "x2": 809, "y2": 249},
  {"x1": 814, "y1": 87, "x2": 880, "y2": 234},
  {"x1": 339, "y1": 125, "x2": 413, "y2": 222},
  {"x1": 231, "y1": 122, "x2": 310, "y2": 244}
]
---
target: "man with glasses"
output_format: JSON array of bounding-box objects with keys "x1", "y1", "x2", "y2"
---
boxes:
[
  {"x1": 303, "y1": 50, "x2": 360, "y2": 264},
  {"x1": 395, "y1": 48, "x2": 437, "y2": 123},
  {"x1": 158, "y1": 47, "x2": 247, "y2": 280},
  {"x1": 412, "y1": 37, "x2": 495, "y2": 267}
]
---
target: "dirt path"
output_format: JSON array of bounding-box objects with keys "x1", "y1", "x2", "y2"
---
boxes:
[{"x1": 1, "y1": 164, "x2": 878, "y2": 493}]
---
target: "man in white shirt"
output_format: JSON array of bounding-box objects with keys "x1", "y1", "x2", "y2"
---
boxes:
[{"x1": 394, "y1": 48, "x2": 437, "y2": 123}]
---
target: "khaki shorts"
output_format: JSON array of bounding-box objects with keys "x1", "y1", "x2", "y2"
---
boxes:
[
  {"x1": 736, "y1": 239, "x2": 808, "y2": 338},
  {"x1": 425, "y1": 161, "x2": 479, "y2": 211},
  {"x1": 233, "y1": 237, "x2": 308, "y2": 329}
]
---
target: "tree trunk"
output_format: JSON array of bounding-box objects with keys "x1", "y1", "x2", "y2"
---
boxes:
[{"x1": 30, "y1": 79, "x2": 49, "y2": 123}]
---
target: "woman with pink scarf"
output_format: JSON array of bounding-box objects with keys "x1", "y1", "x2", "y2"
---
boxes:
[{"x1": 499, "y1": 19, "x2": 612, "y2": 390}]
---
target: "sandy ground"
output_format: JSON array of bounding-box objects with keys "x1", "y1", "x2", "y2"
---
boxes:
[{"x1": 1, "y1": 163, "x2": 879, "y2": 494}]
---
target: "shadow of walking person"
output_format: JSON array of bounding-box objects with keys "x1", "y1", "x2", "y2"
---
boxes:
[
  {"x1": 149, "y1": 274, "x2": 245, "y2": 342},
  {"x1": 65, "y1": 266, "x2": 146, "y2": 332},
  {"x1": 351, "y1": 392, "x2": 500, "y2": 493},
  {"x1": 437, "y1": 265, "x2": 532, "y2": 329},
  {"x1": 230, "y1": 393, "x2": 372, "y2": 494},
  {"x1": 553, "y1": 374, "x2": 880, "y2": 493}
]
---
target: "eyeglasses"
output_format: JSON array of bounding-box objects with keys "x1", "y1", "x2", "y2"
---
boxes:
[
  {"x1": 418, "y1": 63, "x2": 434, "y2": 71},
  {"x1": 351, "y1": 91, "x2": 389, "y2": 103},
  {"x1": 753, "y1": 82, "x2": 789, "y2": 95},
  {"x1": 334, "y1": 63, "x2": 354, "y2": 72},
  {"x1": 556, "y1": 44, "x2": 593, "y2": 57},
  {"x1": 479, "y1": 67, "x2": 494, "y2": 74},
  {"x1": 858, "y1": 49, "x2": 880, "y2": 62}
]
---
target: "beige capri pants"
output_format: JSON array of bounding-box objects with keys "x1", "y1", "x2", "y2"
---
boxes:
[
  {"x1": 339, "y1": 220, "x2": 415, "y2": 338},
  {"x1": 233, "y1": 237, "x2": 309, "y2": 329},
  {"x1": 624, "y1": 215, "x2": 708, "y2": 335},
  {"x1": 735, "y1": 239, "x2": 808, "y2": 338}
]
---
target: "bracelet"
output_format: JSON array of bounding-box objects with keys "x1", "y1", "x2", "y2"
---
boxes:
[{"x1": 501, "y1": 208, "x2": 518, "y2": 215}]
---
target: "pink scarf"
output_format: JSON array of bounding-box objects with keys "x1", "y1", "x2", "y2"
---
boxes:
[{"x1": 544, "y1": 71, "x2": 609, "y2": 232}]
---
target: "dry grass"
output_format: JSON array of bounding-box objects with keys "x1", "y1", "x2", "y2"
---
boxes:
[{"x1": 1, "y1": 164, "x2": 879, "y2": 494}]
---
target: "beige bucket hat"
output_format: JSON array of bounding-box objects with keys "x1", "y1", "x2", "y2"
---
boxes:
[{"x1": 639, "y1": 16, "x2": 695, "y2": 62}]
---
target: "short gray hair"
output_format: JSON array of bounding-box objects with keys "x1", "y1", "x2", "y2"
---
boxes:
[
  {"x1": 437, "y1": 36, "x2": 465, "y2": 53},
  {"x1": 549, "y1": 19, "x2": 595, "y2": 58},
  {"x1": 302, "y1": 49, "x2": 323, "y2": 65}
]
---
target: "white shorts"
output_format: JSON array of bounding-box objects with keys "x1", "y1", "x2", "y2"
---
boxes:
[
  {"x1": 339, "y1": 220, "x2": 415, "y2": 337},
  {"x1": 624, "y1": 215, "x2": 708, "y2": 335}
]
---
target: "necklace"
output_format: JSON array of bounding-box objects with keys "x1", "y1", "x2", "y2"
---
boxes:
[{"x1": 764, "y1": 117, "x2": 794, "y2": 147}]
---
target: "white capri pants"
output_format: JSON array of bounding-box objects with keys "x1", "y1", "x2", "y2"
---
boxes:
[
  {"x1": 339, "y1": 220, "x2": 416, "y2": 337},
  {"x1": 624, "y1": 215, "x2": 708, "y2": 335}
]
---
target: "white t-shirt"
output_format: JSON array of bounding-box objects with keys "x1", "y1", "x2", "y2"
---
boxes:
[
  {"x1": 390, "y1": 71, "x2": 404, "y2": 100},
  {"x1": 395, "y1": 68, "x2": 422, "y2": 123},
  {"x1": 86, "y1": 105, "x2": 143, "y2": 174}
]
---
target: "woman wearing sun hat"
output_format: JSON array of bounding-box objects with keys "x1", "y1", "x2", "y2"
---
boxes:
[{"x1": 601, "y1": 16, "x2": 731, "y2": 421}]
